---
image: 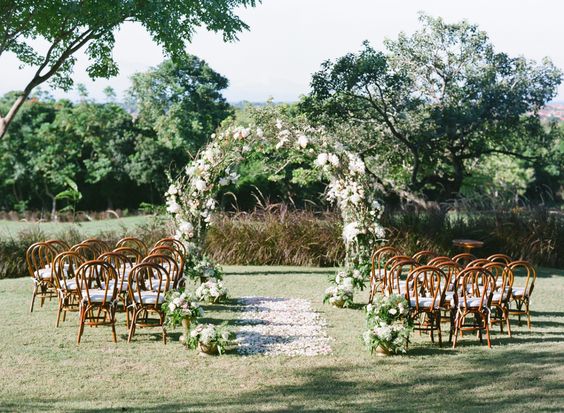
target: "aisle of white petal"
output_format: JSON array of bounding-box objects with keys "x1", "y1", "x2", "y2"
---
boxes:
[{"x1": 235, "y1": 296, "x2": 333, "y2": 356}]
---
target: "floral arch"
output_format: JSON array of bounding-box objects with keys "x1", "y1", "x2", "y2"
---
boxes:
[{"x1": 165, "y1": 107, "x2": 385, "y2": 306}]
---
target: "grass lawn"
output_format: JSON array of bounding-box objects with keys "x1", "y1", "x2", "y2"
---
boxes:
[
  {"x1": 0, "y1": 216, "x2": 151, "y2": 238},
  {"x1": 0, "y1": 265, "x2": 563, "y2": 412}
]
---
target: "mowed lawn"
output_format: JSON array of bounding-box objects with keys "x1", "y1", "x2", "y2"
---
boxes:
[
  {"x1": 0, "y1": 216, "x2": 151, "y2": 238},
  {"x1": 0, "y1": 266, "x2": 563, "y2": 412}
]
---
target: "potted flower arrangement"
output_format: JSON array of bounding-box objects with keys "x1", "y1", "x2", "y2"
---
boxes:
[
  {"x1": 195, "y1": 278, "x2": 228, "y2": 303},
  {"x1": 330, "y1": 268, "x2": 366, "y2": 290},
  {"x1": 186, "y1": 255, "x2": 223, "y2": 283},
  {"x1": 323, "y1": 276, "x2": 354, "y2": 308},
  {"x1": 188, "y1": 322, "x2": 235, "y2": 355},
  {"x1": 363, "y1": 294, "x2": 412, "y2": 355},
  {"x1": 162, "y1": 290, "x2": 204, "y2": 345}
]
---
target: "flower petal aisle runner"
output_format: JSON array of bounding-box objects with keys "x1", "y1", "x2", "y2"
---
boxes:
[{"x1": 236, "y1": 297, "x2": 332, "y2": 356}]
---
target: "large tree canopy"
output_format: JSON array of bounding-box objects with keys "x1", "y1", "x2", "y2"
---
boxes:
[
  {"x1": 0, "y1": 0, "x2": 258, "y2": 137},
  {"x1": 301, "y1": 14, "x2": 562, "y2": 202}
]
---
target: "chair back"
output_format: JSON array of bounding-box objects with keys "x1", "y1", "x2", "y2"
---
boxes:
[
  {"x1": 128, "y1": 263, "x2": 170, "y2": 306},
  {"x1": 434, "y1": 260, "x2": 462, "y2": 290},
  {"x1": 487, "y1": 254, "x2": 512, "y2": 264},
  {"x1": 113, "y1": 246, "x2": 144, "y2": 264},
  {"x1": 508, "y1": 260, "x2": 537, "y2": 297},
  {"x1": 153, "y1": 237, "x2": 187, "y2": 256},
  {"x1": 452, "y1": 253, "x2": 477, "y2": 267},
  {"x1": 75, "y1": 260, "x2": 119, "y2": 306},
  {"x1": 427, "y1": 256, "x2": 452, "y2": 266},
  {"x1": 467, "y1": 258, "x2": 490, "y2": 268},
  {"x1": 142, "y1": 254, "x2": 180, "y2": 288},
  {"x1": 386, "y1": 258, "x2": 419, "y2": 295},
  {"x1": 116, "y1": 237, "x2": 148, "y2": 256},
  {"x1": 483, "y1": 261, "x2": 513, "y2": 305},
  {"x1": 412, "y1": 250, "x2": 438, "y2": 265},
  {"x1": 81, "y1": 238, "x2": 111, "y2": 255},
  {"x1": 71, "y1": 243, "x2": 99, "y2": 261},
  {"x1": 26, "y1": 242, "x2": 57, "y2": 280},
  {"x1": 454, "y1": 267, "x2": 495, "y2": 310},
  {"x1": 52, "y1": 251, "x2": 84, "y2": 291},
  {"x1": 46, "y1": 239, "x2": 70, "y2": 253},
  {"x1": 406, "y1": 266, "x2": 446, "y2": 311},
  {"x1": 99, "y1": 251, "x2": 133, "y2": 291}
]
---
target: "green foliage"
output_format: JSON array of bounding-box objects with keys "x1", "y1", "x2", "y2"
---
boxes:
[{"x1": 301, "y1": 13, "x2": 563, "y2": 201}]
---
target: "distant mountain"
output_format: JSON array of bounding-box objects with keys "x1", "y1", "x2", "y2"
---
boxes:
[{"x1": 539, "y1": 103, "x2": 564, "y2": 121}]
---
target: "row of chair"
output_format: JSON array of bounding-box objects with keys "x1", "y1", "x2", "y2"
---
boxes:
[
  {"x1": 369, "y1": 247, "x2": 537, "y2": 348},
  {"x1": 26, "y1": 237, "x2": 187, "y2": 344}
]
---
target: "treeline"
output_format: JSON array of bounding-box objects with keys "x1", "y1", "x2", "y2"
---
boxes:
[{"x1": 0, "y1": 56, "x2": 232, "y2": 214}]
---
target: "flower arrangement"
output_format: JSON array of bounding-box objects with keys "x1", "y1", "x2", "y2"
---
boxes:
[
  {"x1": 195, "y1": 278, "x2": 228, "y2": 303},
  {"x1": 186, "y1": 255, "x2": 223, "y2": 282},
  {"x1": 330, "y1": 267, "x2": 366, "y2": 290},
  {"x1": 323, "y1": 280, "x2": 354, "y2": 308},
  {"x1": 188, "y1": 322, "x2": 235, "y2": 355},
  {"x1": 363, "y1": 294, "x2": 412, "y2": 355},
  {"x1": 162, "y1": 290, "x2": 204, "y2": 328}
]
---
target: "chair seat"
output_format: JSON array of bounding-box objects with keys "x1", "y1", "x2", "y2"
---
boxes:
[
  {"x1": 82, "y1": 289, "x2": 117, "y2": 303},
  {"x1": 34, "y1": 268, "x2": 53, "y2": 279},
  {"x1": 512, "y1": 287, "x2": 530, "y2": 298},
  {"x1": 373, "y1": 268, "x2": 386, "y2": 280},
  {"x1": 60, "y1": 278, "x2": 78, "y2": 291},
  {"x1": 492, "y1": 292, "x2": 510, "y2": 303},
  {"x1": 410, "y1": 297, "x2": 439, "y2": 309},
  {"x1": 133, "y1": 291, "x2": 165, "y2": 305},
  {"x1": 451, "y1": 297, "x2": 486, "y2": 308},
  {"x1": 149, "y1": 278, "x2": 170, "y2": 291},
  {"x1": 102, "y1": 280, "x2": 129, "y2": 292}
]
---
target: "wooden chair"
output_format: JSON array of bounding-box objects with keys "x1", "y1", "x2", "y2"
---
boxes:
[
  {"x1": 153, "y1": 237, "x2": 187, "y2": 256},
  {"x1": 385, "y1": 258, "x2": 419, "y2": 296},
  {"x1": 75, "y1": 260, "x2": 120, "y2": 344},
  {"x1": 451, "y1": 267, "x2": 495, "y2": 348},
  {"x1": 483, "y1": 261, "x2": 513, "y2": 336},
  {"x1": 113, "y1": 246, "x2": 144, "y2": 265},
  {"x1": 369, "y1": 246, "x2": 402, "y2": 302},
  {"x1": 127, "y1": 263, "x2": 169, "y2": 344},
  {"x1": 99, "y1": 252, "x2": 133, "y2": 325},
  {"x1": 26, "y1": 242, "x2": 58, "y2": 312},
  {"x1": 412, "y1": 250, "x2": 438, "y2": 265},
  {"x1": 507, "y1": 261, "x2": 537, "y2": 328},
  {"x1": 116, "y1": 237, "x2": 148, "y2": 256},
  {"x1": 52, "y1": 251, "x2": 84, "y2": 327},
  {"x1": 406, "y1": 266, "x2": 447, "y2": 346},
  {"x1": 148, "y1": 245, "x2": 185, "y2": 288},
  {"x1": 467, "y1": 258, "x2": 491, "y2": 268},
  {"x1": 71, "y1": 243, "x2": 99, "y2": 261},
  {"x1": 81, "y1": 238, "x2": 111, "y2": 256},
  {"x1": 427, "y1": 256, "x2": 452, "y2": 266},
  {"x1": 46, "y1": 239, "x2": 70, "y2": 254},
  {"x1": 142, "y1": 254, "x2": 180, "y2": 291},
  {"x1": 452, "y1": 253, "x2": 477, "y2": 267},
  {"x1": 487, "y1": 254, "x2": 513, "y2": 264}
]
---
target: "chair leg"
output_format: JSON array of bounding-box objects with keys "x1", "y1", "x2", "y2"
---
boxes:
[
  {"x1": 110, "y1": 309, "x2": 117, "y2": 343},
  {"x1": 436, "y1": 312, "x2": 442, "y2": 347},
  {"x1": 505, "y1": 307, "x2": 512, "y2": 337},
  {"x1": 452, "y1": 313, "x2": 460, "y2": 349},
  {"x1": 56, "y1": 299, "x2": 63, "y2": 327},
  {"x1": 128, "y1": 310, "x2": 138, "y2": 343},
  {"x1": 30, "y1": 284, "x2": 38, "y2": 313},
  {"x1": 526, "y1": 300, "x2": 532, "y2": 329},
  {"x1": 77, "y1": 306, "x2": 85, "y2": 344},
  {"x1": 484, "y1": 314, "x2": 491, "y2": 348}
]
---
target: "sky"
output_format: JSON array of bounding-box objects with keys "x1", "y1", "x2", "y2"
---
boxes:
[{"x1": 2, "y1": 0, "x2": 564, "y2": 103}]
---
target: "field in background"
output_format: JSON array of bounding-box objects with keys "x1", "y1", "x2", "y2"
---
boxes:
[{"x1": 0, "y1": 266, "x2": 562, "y2": 411}]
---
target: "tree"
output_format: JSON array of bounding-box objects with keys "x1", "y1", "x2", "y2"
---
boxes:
[
  {"x1": 126, "y1": 57, "x2": 233, "y2": 195},
  {"x1": 0, "y1": 0, "x2": 258, "y2": 138},
  {"x1": 301, "y1": 14, "x2": 562, "y2": 203}
]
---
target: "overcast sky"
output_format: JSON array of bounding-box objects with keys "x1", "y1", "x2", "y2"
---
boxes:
[{"x1": 2, "y1": 0, "x2": 564, "y2": 103}]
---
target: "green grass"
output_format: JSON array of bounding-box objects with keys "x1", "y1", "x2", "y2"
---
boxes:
[
  {"x1": 0, "y1": 266, "x2": 563, "y2": 412},
  {"x1": 0, "y1": 216, "x2": 151, "y2": 238}
]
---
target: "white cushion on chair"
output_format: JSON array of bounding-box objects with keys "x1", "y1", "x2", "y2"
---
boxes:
[
  {"x1": 512, "y1": 287, "x2": 530, "y2": 298},
  {"x1": 492, "y1": 291, "x2": 509, "y2": 302},
  {"x1": 82, "y1": 289, "x2": 117, "y2": 303},
  {"x1": 35, "y1": 268, "x2": 53, "y2": 279},
  {"x1": 149, "y1": 278, "x2": 170, "y2": 291},
  {"x1": 133, "y1": 291, "x2": 164, "y2": 305},
  {"x1": 452, "y1": 297, "x2": 485, "y2": 308},
  {"x1": 102, "y1": 280, "x2": 129, "y2": 292},
  {"x1": 409, "y1": 297, "x2": 439, "y2": 309},
  {"x1": 60, "y1": 279, "x2": 78, "y2": 290}
]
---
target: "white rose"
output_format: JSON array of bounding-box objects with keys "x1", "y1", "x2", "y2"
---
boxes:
[
  {"x1": 328, "y1": 154, "x2": 340, "y2": 167},
  {"x1": 219, "y1": 177, "x2": 230, "y2": 186},
  {"x1": 256, "y1": 127, "x2": 264, "y2": 138},
  {"x1": 168, "y1": 303, "x2": 176, "y2": 312},
  {"x1": 315, "y1": 153, "x2": 328, "y2": 167},
  {"x1": 388, "y1": 308, "x2": 397, "y2": 315},
  {"x1": 166, "y1": 201, "x2": 181, "y2": 214},
  {"x1": 194, "y1": 179, "x2": 207, "y2": 192},
  {"x1": 275, "y1": 119, "x2": 283, "y2": 129},
  {"x1": 297, "y1": 135, "x2": 309, "y2": 148},
  {"x1": 167, "y1": 184, "x2": 178, "y2": 195}
]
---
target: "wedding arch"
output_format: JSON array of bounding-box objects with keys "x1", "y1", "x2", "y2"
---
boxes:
[{"x1": 165, "y1": 106, "x2": 385, "y2": 305}]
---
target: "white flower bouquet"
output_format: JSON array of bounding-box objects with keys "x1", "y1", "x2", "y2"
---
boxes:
[
  {"x1": 186, "y1": 255, "x2": 223, "y2": 282},
  {"x1": 363, "y1": 294, "x2": 412, "y2": 355},
  {"x1": 195, "y1": 278, "x2": 228, "y2": 303},
  {"x1": 162, "y1": 290, "x2": 204, "y2": 329},
  {"x1": 330, "y1": 268, "x2": 366, "y2": 290},
  {"x1": 323, "y1": 281, "x2": 354, "y2": 308},
  {"x1": 188, "y1": 322, "x2": 235, "y2": 355}
]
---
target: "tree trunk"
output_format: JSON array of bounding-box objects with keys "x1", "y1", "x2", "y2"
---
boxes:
[{"x1": 0, "y1": 91, "x2": 32, "y2": 139}]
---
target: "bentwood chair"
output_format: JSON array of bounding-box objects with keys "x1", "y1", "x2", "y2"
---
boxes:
[
  {"x1": 412, "y1": 250, "x2": 438, "y2": 265},
  {"x1": 467, "y1": 258, "x2": 491, "y2": 268},
  {"x1": 452, "y1": 253, "x2": 477, "y2": 267},
  {"x1": 46, "y1": 239, "x2": 70, "y2": 254},
  {"x1": 507, "y1": 261, "x2": 537, "y2": 328},
  {"x1": 52, "y1": 251, "x2": 84, "y2": 327},
  {"x1": 75, "y1": 260, "x2": 120, "y2": 344},
  {"x1": 142, "y1": 254, "x2": 180, "y2": 291},
  {"x1": 451, "y1": 267, "x2": 495, "y2": 348},
  {"x1": 406, "y1": 266, "x2": 447, "y2": 346},
  {"x1": 487, "y1": 254, "x2": 513, "y2": 265},
  {"x1": 154, "y1": 237, "x2": 187, "y2": 256},
  {"x1": 99, "y1": 252, "x2": 133, "y2": 324},
  {"x1": 369, "y1": 246, "x2": 402, "y2": 302},
  {"x1": 71, "y1": 243, "x2": 98, "y2": 261},
  {"x1": 127, "y1": 263, "x2": 169, "y2": 344},
  {"x1": 483, "y1": 261, "x2": 514, "y2": 336},
  {"x1": 112, "y1": 246, "x2": 144, "y2": 265},
  {"x1": 148, "y1": 245, "x2": 185, "y2": 288},
  {"x1": 385, "y1": 258, "x2": 419, "y2": 296},
  {"x1": 116, "y1": 237, "x2": 148, "y2": 256},
  {"x1": 81, "y1": 238, "x2": 111, "y2": 256},
  {"x1": 427, "y1": 256, "x2": 452, "y2": 266},
  {"x1": 26, "y1": 242, "x2": 58, "y2": 312}
]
